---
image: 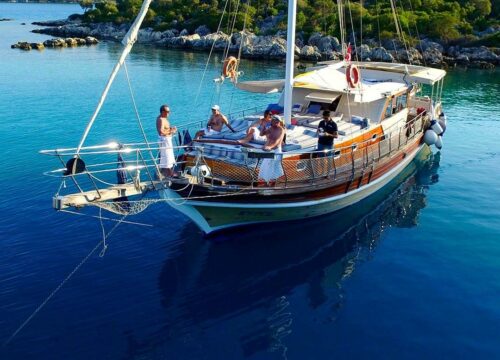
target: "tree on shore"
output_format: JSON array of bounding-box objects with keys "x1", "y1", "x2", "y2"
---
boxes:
[
  {"x1": 79, "y1": 0, "x2": 498, "y2": 45},
  {"x1": 78, "y1": 0, "x2": 94, "y2": 13}
]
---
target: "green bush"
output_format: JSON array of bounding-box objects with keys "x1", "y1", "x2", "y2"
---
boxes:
[{"x1": 80, "y1": 0, "x2": 498, "y2": 44}]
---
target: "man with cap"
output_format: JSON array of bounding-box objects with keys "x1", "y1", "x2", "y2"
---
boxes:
[
  {"x1": 317, "y1": 110, "x2": 338, "y2": 157},
  {"x1": 194, "y1": 105, "x2": 236, "y2": 139}
]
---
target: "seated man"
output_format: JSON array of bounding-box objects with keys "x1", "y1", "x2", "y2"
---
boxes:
[
  {"x1": 258, "y1": 115, "x2": 286, "y2": 185},
  {"x1": 194, "y1": 105, "x2": 236, "y2": 140},
  {"x1": 238, "y1": 110, "x2": 272, "y2": 144}
]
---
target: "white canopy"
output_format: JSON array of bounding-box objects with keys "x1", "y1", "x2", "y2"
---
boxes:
[
  {"x1": 305, "y1": 92, "x2": 340, "y2": 103},
  {"x1": 236, "y1": 79, "x2": 285, "y2": 93}
]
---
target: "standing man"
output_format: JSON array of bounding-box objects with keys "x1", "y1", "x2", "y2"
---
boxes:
[
  {"x1": 258, "y1": 115, "x2": 286, "y2": 185},
  {"x1": 156, "y1": 104, "x2": 177, "y2": 177},
  {"x1": 194, "y1": 105, "x2": 236, "y2": 139},
  {"x1": 317, "y1": 110, "x2": 338, "y2": 157}
]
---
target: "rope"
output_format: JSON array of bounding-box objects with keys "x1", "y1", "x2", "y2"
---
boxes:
[
  {"x1": 193, "y1": 0, "x2": 231, "y2": 108},
  {"x1": 3, "y1": 213, "x2": 126, "y2": 347},
  {"x1": 123, "y1": 61, "x2": 161, "y2": 179},
  {"x1": 406, "y1": 0, "x2": 427, "y2": 66}
]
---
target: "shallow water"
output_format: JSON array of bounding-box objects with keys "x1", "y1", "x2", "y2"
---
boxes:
[{"x1": 1, "y1": 3, "x2": 499, "y2": 359}]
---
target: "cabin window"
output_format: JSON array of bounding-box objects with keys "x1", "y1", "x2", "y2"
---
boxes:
[
  {"x1": 396, "y1": 94, "x2": 407, "y2": 111},
  {"x1": 384, "y1": 93, "x2": 408, "y2": 119},
  {"x1": 385, "y1": 99, "x2": 394, "y2": 118}
]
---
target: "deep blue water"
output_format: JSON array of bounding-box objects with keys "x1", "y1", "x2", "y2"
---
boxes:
[{"x1": 1, "y1": 3, "x2": 500, "y2": 359}]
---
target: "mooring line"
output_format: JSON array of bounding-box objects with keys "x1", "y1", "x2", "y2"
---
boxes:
[{"x1": 3, "y1": 215, "x2": 126, "y2": 347}]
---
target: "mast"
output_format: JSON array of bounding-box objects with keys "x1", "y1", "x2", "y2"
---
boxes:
[
  {"x1": 283, "y1": 0, "x2": 297, "y2": 126},
  {"x1": 75, "y1": 0, "x2": 153, "y2": 155}
]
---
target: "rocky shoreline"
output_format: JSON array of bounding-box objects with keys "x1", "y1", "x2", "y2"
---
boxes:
[
  {"x1": 11, "y1": 36, "x2": 99, "y2": 51},
  {"x1": 29, "y1": 19, "x2": 499, "y2": 69}
]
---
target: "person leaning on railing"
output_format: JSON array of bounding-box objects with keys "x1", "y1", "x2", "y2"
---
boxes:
[{"x1": 316, "y1": 110, "x2": 338, "y2": 157}]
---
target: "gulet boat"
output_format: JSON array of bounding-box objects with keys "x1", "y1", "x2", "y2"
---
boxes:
[{"x1": 41, "y1": 0, "x2": 448, "y2": 234}]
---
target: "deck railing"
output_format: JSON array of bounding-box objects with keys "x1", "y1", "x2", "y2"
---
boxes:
[{"x1": 40, "y1": 112, "x2": 427, "y2": 203}]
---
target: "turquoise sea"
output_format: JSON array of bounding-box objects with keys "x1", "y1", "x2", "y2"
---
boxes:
[{"x1": 1, "y1": 3, "x2": 499, "y2": 359}]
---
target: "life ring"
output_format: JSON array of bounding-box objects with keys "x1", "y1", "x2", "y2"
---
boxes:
[
  {"x1": 346, "y1": 64, "x2": 360, "y2": 88},
  {"x1": 222, "y1": 56, "x2": 238, "y2": 80}
]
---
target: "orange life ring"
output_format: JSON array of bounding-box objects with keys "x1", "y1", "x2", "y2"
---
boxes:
[
  {"x1": 222, "y1": 56, "x2": 238, "y2": 80},
  {"x1": 346, "y1": 64, "x2": 360, "y2": 88}
]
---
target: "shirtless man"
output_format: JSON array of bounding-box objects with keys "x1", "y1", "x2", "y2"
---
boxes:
[
  {"x1": 156, "y1": 104, "x2": 177, "y2": 177},
  {"x1": 258, "y1": 115, "x2": 286, "y2": 185},
  {"x1": 261, "y1": 115, "x2": 285, "y2": 151},
  {"x1": 194, "y1": 105, "x2": 236, "y2": 139},
  {"x1": 238, "y1": 110, "x2": 272, "y2": 144}
]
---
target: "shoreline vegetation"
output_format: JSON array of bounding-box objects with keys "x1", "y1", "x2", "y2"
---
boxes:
[
  {"x1": 7, "y1": 0, "x2": 499, "y2": 68},
  {"x1": 27, "y1": 18, "x2": 499, "y2": 68}
]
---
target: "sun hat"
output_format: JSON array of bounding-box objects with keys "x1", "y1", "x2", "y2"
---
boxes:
[{"x1": 211, "y1": 105, "x2": 220, "y2": 111}]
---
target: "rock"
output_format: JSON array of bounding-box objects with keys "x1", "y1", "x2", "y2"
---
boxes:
[
  {"x1": 322, "y1": 50, "x2": 341, "y2": 61},
  {"x1": 357, "y1": 44, "x2": 371, "y2": 61},
  {"x1": 269, "y1": 42, "x2": 287, "y2": 57},
  {"x1": 475, "y1": 25, "x2": 500, "y2": 37},
  {"x1": 65, "y1": 38, "x2": 78, "y2": 46},
  {"x1": 300, "y1": 45, "x2": 321, "y2": 60},
  {"x1": 85, "y1": 36, "x2": 99, "y2": 45},
  {"x1": 195, "y1": 25, "x2": 210, "y2": 37},
  {"x1": 420, "y1": 39, "x2": 444, "y2": 53},
  {"x1": 307, "y1": 32, "x2": 323, "y2": 47},
  {"x1": 18, "y1": 42, "x2": 31, "y2": 50},
  {"x1": 30, "y1": 42, "x2": 45, "y2": 50},
  {"x1": 32, "y1": 20, "x2": 67, "y2": 26},
  {"x1": 423, "y1": 48, "x2": 443, "y2": 65},
  {"x1": 395, "y1": 47, "x2": 422, "y2": 63},
  {"x1": 0, "y1": 18, "x2": 14, "y2": 22},
  {"x1": 179, "y1": 29, "x2": 189, "y2": 36},
  {"x1": 466, "y1": 46, "x2": 499, "y2": 63},
  {"x1": 21, "y1": 22, "x2": 26, "y2": 25},
  {"x1": 370, "y1": 47, "x2": 394, "y2": 62},
  {"x1": 456, "y1": 54, "x2": 469, "y2": 65},
  {"x1": 317, "y1": 35, "x2": 341, "y2": 53}
]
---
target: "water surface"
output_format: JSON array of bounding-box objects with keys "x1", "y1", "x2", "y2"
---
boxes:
[{"x1": 0, "y1": 3, "x2": 499, "y2": 359}]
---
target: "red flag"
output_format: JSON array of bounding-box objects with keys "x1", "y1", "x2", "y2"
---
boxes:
[{"x1": 345, "y1": 43, "x2": 352, "y2": 62}]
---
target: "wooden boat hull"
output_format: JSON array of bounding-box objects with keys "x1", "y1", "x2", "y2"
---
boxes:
[{"x1": 160, "y1": 143, "x2": 430, "y2": 234}]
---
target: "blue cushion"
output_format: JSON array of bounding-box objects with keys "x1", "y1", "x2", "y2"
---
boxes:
[
  {"x1": 307, "y1": 104, "x2": 321, "y2": 114},
  {"x1": 266, "y1": 103, "x2": 284, "y2": 112}
]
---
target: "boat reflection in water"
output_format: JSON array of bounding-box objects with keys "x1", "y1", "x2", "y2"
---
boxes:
[{"x1": 126, "y1": 148, "x2": 440, "y2": 359}]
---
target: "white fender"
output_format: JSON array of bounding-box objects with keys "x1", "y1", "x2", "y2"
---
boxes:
[
  {"x1": 435, "y1": 135, "x2": 443, "y2": 150},
  {"x1": 430, "y1": 120, "x2": 444, "y2": 136},
  {"x1": 438, "y1": 113, "x2": 447, "y2": 135},
  {"x1": 424, "y1": 129, "x2": 438, "y2": 146}
]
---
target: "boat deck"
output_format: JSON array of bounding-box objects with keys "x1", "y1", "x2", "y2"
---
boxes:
[{"x1": 190, "y1": 111, "x2": 370, "y2": 166}]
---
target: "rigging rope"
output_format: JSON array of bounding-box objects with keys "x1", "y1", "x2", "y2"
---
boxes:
[
  {"x1": 193, "y1": 0, "x2": 231, "y2": 107},
  {"x1": 123, "y1": 61, "x2": 162, "y2": 180},
  {"x1": 3, "y1": 212, "x2": 127, "y2": 347}
]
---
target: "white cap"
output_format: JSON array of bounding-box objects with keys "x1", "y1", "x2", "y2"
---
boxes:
[
  {"x1": 211, "y1": 105, "x2": 220, "y2": 111},
  {"x1": 271, "y1": 114, "x2": 282, "y2": 123}
]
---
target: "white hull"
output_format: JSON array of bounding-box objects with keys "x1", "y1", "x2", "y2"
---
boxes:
[{"x1": 160, "y1": 144, "x2": 427, "y2": 234}]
